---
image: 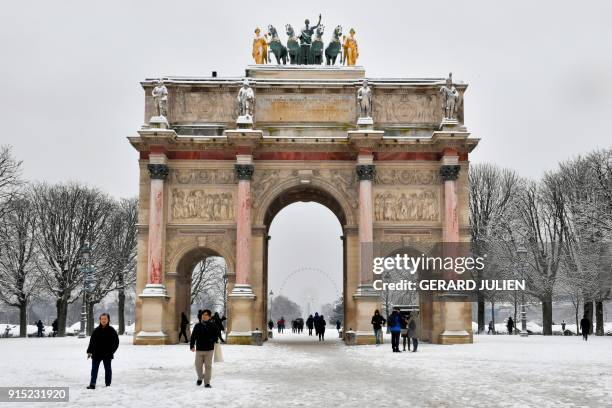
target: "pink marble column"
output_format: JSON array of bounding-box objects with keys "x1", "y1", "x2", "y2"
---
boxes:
[
  {"x1": 234, "y1": 164, "x2": 254, "y2": 286},
  {"x1": 440, "y1": 164, "x2": 460, "y2": 242},
  {"x1": 146, "y1": 163, "x2": 169, "y2": 285},
  {"x1": 356, "y1": 163, "x2": 375, "y2": 285}
]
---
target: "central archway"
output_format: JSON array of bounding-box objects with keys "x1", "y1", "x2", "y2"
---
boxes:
[{"x1": 260, "y1": 184, "x2": 350, "y2": 341}]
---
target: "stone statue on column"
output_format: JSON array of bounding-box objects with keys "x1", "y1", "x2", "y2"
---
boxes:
[
  {"x1": 152, "y1": 79, "x2": 168, "y2": 117},
  {"x1": 357, "y1": 79, "x2": 373, "y2": 127},
  {"x1": 440, "y1": 72, "x2": 459, "y2": 121},
  {"x1": 237, "y1": 79, "x2": 255, "y2": 128},
  {"x1": 150, "y1": 79, "x2": 169, "y2": 128}
]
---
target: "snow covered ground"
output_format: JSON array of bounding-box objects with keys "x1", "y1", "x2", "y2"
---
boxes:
[{"x1": 0, "y1": 331, "x2": 610, "y2": 407}]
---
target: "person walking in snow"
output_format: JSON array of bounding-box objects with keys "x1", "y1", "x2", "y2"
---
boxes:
[
  {"x1": 86, "y1": 313, "x2": 119, "y2": 389},
  {"x1": 306, "y1": 315, "x2": 314, "y2": 336},
  {"x1": 36, "y1": 320, "x2": 44, "y2": 337},
  {"x1": 487, "y1": 320, "x2": 495, "y2": 335},
  {"x1": 336, "y1": 320, "x2": 341, "y2": 333},
  {"x1": 407, "y1": 313, "x2": 419, "y2": 352},
  {"x1": 179, "y1": 312, "x2": 190, "y2": 343},
  {"x1": 401, "y1": 313, "x2": 409, "y2": 351},
  {"x1": 190, "y1": 309, "x2": 219, "y2": 388},
  {"x1": 51, "y1": 319, "x2": 58, "y2": 337},
  {"x1": 313, "y1": 312, "x2": 321, "y2": 337},
  {"x1": 388, "y1": 308, "x2": 402, "y2": 352},
  {"x1": 268, "y1": 319, "x2": 274, "y2": 331},
  {"x1": 561, "y1": 320, "x2": 566, "y2": 335},
  {"x1": 371, "y1": 310, "x2": 386, "y2": 345},
  {"x1": 316, "y1": 315, "x2": 326, "y2": 341},
  {"x1": 580, "y1": 315, "x2": 591, "y2": 341},
  {"x1": 277, "y1": 317, "x2": 285, "y2": 333},
  {"x1": 507, "y1": 317, "x2": 514, "y2": 335},
  {"x1": 212, "y1": 312, "x2": 226, "y2": 343}
]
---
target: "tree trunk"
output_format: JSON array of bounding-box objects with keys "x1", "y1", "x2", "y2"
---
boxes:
[
  {"x1": 19, "y1": 301, "x2": 28, "y2": 337},
  {"x1": 118, "y1": 289, "x2": 126, "y2": 335},
  {"x1": 491, "y1": 300, "x2": 495, "y2": 332},
  {"x1": 574, "y1": 305, "x2": 580, "y2": 336},
  {"x1": 477, "y1": 294, "x2": 485, "y2": 334},
  {"x1": 595, "y1": 301, "x2": 604, "y2": 336},
  {"x1": 584, "y1": 301, "x2": 594, "y2": 334},
  {"x1": 56, "y1": 297, "x2": 68, "y2": 337},
  {"x1": 542, "y1": 296, "x2": 553, "y2": 335}
]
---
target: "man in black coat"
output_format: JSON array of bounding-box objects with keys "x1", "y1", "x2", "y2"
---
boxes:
[
  {"x1": 190, "y1": 309, "x2": 219, "y2": 387},
  {"x1": 580, "y1": 315, "x2": 591, "y2": 341},
  {"x1": 86, "y1": 313, "x2": 119, "y2": 389},
  {"x1": 36, "y1": 320, "x2": 44, "y2": 337}
]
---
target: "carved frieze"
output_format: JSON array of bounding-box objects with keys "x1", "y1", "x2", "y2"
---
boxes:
[
  {"x1": 374, "y1": 188, "x2": 440, "y2": 222},
  {"x1": 170, "y1": 189, "x2": 234, "y2": 221},
  {"x1": 373, "y1": 92, "x2": 442, "y2": 124}
]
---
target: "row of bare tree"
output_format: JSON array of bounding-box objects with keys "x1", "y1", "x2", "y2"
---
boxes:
[
  {"x1": 0, "y1": 146, "x2": 138, "y2": 337},
  {"x1": 470, "y1": 148, "x2": 612, "y2": 335}
]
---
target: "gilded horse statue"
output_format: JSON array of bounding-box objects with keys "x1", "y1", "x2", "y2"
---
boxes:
[
  {"x1": 325, "y1": 25, "x2": 342, "y2": 65},
  {"x1": 285, "y1": 24, "x2": 301, "y2": 64},
  {"x1": 268, "y1": 25, "x2": 287, "y2": 64}
]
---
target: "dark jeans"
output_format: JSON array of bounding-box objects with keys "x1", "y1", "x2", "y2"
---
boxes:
[
  {"x1": 583, "y1": 332, "x2": 588, "y2": 341},
  {"x1": 411, "y1": 337, "x2": 418, "y2": 352},
  {"x1": 318, "y1": 331, "x2": 325, "y2": 341},
  {"x1": 90, "y1": 358, "x2": 112, "y2": 386},
  {"x1": 308, "y1": 328, "x2": 312, "y2": 335},
  {"x1": 178, "y1": 326, "x2": 188, "y2": 342},
  {"x1": 391, "y1": 331, "x2": 400, "y2": 350}
]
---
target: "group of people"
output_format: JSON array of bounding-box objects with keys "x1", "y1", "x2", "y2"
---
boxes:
[
  {"x1": 487, "y1": 315, "x2": 593, "y2": 339},
  {"x1": 372, "y1": 308, "x2": 419, "y2": 353},
  {"x1": 84, "y1": 309, "x2": 226, "y2": 390},
  {"x1": 33, "y1": 319, "x2": 60, "y2": 337},
  {"x1": 306, "y1": 313, "x2": 328, "y2": 341},
  {"x1": 267, "y1": 313, "x2": 340, "y2": 342}
]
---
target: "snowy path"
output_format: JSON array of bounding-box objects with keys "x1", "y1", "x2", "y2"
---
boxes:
[{"x1": 0, "y1": 332, "x2": 611, "y2": 407}]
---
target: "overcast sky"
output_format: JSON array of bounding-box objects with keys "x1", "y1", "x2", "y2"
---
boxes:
[{"x1": 1, "y1": 1, "x2": 611, "y2": 312}]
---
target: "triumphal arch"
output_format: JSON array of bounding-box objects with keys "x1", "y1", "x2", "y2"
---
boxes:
[{"x1": 129, "y1": 58, "x2": 478, "y2": 345}]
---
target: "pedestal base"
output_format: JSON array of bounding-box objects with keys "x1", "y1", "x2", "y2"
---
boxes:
[
  {"x1": 150, "y1": 115, "x2": 169, "y2": 129},
  {"x1": 135, "y1": 284, "x2": 170, "y2": 345},
  {"x1": 236, "y1": 115, "x2": 254, "y2": 129},
  {"x1": 351, "y1": 286, "x2": 380, "y2": 345},
  {"x1": 357, "y1": 116, "x2": 374, "y2": 129},
  {"x1": 439, "y1": 330, "x2": 471, "y2": 344},
  {"x1": 227, "y1": 284, "x2": 256, "y2": 345}
]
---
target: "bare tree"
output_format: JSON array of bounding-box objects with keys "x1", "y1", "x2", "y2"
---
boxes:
[
  {"x1": 0, "y1": 146, "x2": 23, "y2": 220},
  {"x1": 469, "y1": 163, "x2": 522, "y2": 332},
  {"x1": 0, "y1": 193, "x2": 41, "y2": 336},
  {"x1": 515, "y1": 177, "x2": 567, "y2": 335},
  {"x1": 270, "y1": 295, "x2": 302, "y2": 322},
  {"x1": 84, "y1": 198, "x2": 138, "y2": 334},
  {"x1": 31, "y1": 183, "x2": 114, "y2": 336},
  {"x1": 191, "y1": 257, "x2": 226, "y2": 313},
  {"x1": 556, "y1": 149, "x2": 612, "y2": 335}
]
